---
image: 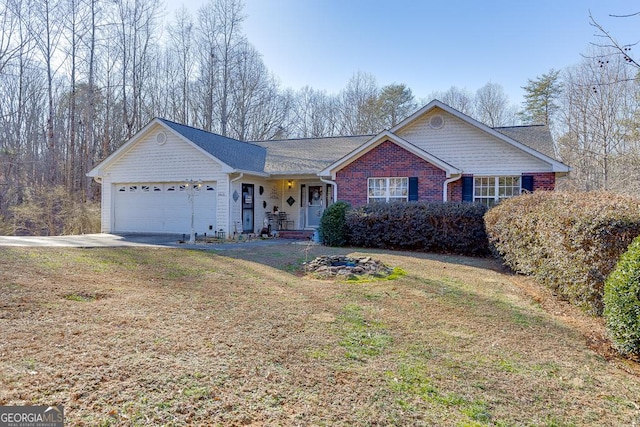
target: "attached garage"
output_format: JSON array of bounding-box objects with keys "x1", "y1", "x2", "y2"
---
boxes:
[{"x1": 113, "y1": 182, "x2": 217, "y2": 234}]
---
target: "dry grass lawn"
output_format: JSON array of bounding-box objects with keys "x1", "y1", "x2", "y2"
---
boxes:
[{"x1": 1, "y1": 243, "x2": 639, "y2": 426}]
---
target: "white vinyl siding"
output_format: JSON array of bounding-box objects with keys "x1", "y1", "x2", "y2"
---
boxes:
[
  {"x1": 474, "y1": 176, "x2": 521, "y2": 207},
  {"x1": 100, "y1": 124, "x2": 230, "y2": 233},
  {"x1": 368, "y1": 177, "x2": 408, "y2": 203},
  {"x1": 396, "y1": 109, "x2": 552, "y2": 174}
]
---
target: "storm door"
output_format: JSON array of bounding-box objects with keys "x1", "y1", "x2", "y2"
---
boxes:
[
  {"x1": 306, "y1": 185, "x2": 324, "y2": 228},
  {"x1": 242, "y1": 184, "x2": 254, "y2": 233}
]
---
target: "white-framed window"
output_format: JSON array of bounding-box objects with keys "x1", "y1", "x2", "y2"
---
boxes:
[
  {"x1": 368, "y1": 177, "x2": 408, "y2": 203},
  {"x1": 474, "y1": 176, "x2": 521, "y2": 207}
]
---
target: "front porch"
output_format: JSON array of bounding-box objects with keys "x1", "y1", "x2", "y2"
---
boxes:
[{"x1": 238, "y1": 176, "x2": 334, "y2": 235}]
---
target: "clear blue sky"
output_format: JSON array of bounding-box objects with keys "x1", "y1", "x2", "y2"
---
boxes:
[{"x1": 165, "y1": 0, "x2": 639, "y2": 106}]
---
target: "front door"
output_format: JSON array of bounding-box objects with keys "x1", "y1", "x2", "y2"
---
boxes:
[
  {"x1": 306, "y1": 185, "x2": 324, "y2": 228},
  {"x1": 242, "y1": 184, "x2": 254, "y2": 233}
]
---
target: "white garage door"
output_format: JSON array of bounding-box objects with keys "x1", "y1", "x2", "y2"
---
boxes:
[{"x1": 113, "y1": 182, "x2": 217, "y2": 234}]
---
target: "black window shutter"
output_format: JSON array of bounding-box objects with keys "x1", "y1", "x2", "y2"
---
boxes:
[
  {"x1": 522, "y1": 175, "x2": 534, "y2": 193},
  {"x1": 408, "y1": 177, "x2": 418, "y2": 201},
  {"x1": 462, "y1": 176, "x2": 474, "y2": 202}
]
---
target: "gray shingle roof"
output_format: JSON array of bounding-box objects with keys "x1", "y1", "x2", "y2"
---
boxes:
[
  {"x1": 494, "y1": 125, "x2": 557, "y2": 158},
  {"x1": 159, "y1": 118, "x2": 559, "y2": 176},
  {"x1": 159, "y1": 119, "x2": 267, "y2": 173},
  {"x1": 254, "y1": 135, "x2": 373, "y2": 175}
]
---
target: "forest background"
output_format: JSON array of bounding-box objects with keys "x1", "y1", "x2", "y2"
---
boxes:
[{"x1": 0, "y1": 0, "x2": 638, "y2": 235}]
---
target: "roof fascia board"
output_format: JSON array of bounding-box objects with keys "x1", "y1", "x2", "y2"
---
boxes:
[
  {"x1": 234, "y1": 169, "x2": 270, "y2": 178},
  {"x1": 87, "y1": 118, "x2": 240, "y2": 177},
  {"x1": 268, "y1": 173, "x2": 319, "y2": 179},
  {"x1": 391, "y1": 100, "x2": 571, "y2": 173}
]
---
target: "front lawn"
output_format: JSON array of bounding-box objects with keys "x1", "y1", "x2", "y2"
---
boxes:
[{"x1": 0, "y1": 244, "x2": 638, "y2": 426}]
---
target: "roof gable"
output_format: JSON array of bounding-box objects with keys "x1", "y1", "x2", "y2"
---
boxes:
[
  {"x1": 392, "y1": 100, "x2": 570, "y2": 173},
  {"x1": 88, "y1": 118, "x2": 267, "y2": 177},
  {"x1": 318, "y1": 131, "x2": 460, "y2": 178}
]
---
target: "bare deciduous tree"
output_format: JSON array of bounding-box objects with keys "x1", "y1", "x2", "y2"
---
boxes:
[
  {"x1": 474, "y1": 82, "x2": 517, "y2": 127},
  {"x1": 339, "y1": 71, "x2": 379, "y2": 135},
  {"x1": 558, "y1": 48, "x2": 639, "y2": 192},
  {"x1": 167, "y1": 6, "x2": 194, "y2": 124},
  {"x1": 291, "y1": 86, "x2": 339, "y2": 138},
  {"x1": 111, "y1": 0, "x2": 160, "y2": 138},
  {"x1": 428, "y1": 86, "x2": 474, "y2": 115}
]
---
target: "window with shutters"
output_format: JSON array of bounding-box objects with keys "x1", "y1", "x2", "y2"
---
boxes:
[
  {"x1": 368, "y1": 177, "x2": 408, "y2": 203},
  {"x1": 474, "y1": 176, "x2": 521, "y2": 207}
]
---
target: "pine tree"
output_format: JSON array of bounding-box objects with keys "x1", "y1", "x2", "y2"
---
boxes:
[{"x1": 519, "y1": 69, "x2": 562, "y2": 126}]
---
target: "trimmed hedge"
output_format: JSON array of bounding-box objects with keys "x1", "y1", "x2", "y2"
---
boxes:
[
  {"x1": 345, "y1": 201, "x2": 489, "y2": 256},
  {"x1": 319, "y1": 201, "x2": 351, "y2": 246},
  {"x1": 604, "y1": 236, "x2": 640, "y2": 356},
  {"x1": 485, "y1": 191, "x2": 640, "y2": 315}
]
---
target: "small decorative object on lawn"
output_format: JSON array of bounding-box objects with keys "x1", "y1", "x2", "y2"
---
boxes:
[{"x1": 304, "y1": 255, "x2": 398, "y2": 280}]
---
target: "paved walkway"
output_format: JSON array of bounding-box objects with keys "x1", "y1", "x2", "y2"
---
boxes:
[{"x1": 0, "y1": 233, "x2": 304, "y2": 249}]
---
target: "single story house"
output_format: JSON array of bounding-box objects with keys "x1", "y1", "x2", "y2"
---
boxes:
[{"x1": 87, "y1": 99, "x2": 570, "y2": 237}]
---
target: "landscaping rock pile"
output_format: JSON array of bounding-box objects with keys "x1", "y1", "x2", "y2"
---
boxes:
[{"x1": 304, "y1": 255, "x2": 393, "y2": 279}]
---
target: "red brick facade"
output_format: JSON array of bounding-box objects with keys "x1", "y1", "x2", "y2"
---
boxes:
[
  {"x1": 524, "y1": 172, "x2": 556, "y2": 191},
  {"x1": 335, "y1": 140, "x2": 447, "y2": 207},
  {"x1": 448, "y1": 178, "x2": 463, "y2": 202},
  {"x1": 334, "y1": 142, "x2": 557, "y2": 206}
]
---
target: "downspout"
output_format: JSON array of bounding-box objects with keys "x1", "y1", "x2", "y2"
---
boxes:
[
  {"x1": 443, "y1": 174, "x2": 462, "y2": 202},
  {"x1": 320, "y1": 177, "x2": 337, "y2": 205},
  {"x1": 228, "y1": 173, "x2": 243, "y2": 237}
]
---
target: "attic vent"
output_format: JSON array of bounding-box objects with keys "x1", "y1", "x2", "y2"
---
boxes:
[
  {"x1": 429, "y1": 115, "x2": 444, "y2": 129},
  {"x1": 156, "y1": 132, "x2": 167, "y2": 145}
]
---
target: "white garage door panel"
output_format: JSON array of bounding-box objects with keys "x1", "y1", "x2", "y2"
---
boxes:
[{"x1": 114, "y1": 183, "x2": 217, "y2": 234}]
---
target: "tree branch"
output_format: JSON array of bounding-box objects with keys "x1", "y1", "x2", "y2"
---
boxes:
[{"x1": 588, "y1": 10, "x2": 640, "y2": 69}]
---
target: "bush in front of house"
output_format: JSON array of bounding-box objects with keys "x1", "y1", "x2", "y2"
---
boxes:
[
  {"x1": 10, "y1": 185, "x2": 101, "y2": 236},
  {"x1": 604, "y1": 235, "x2": 640, "y2": 357},
  {"x1": 319, "y1": 201, "x2": 351, "y2": 246},
  {"x1": 484, "y1": 191, "x2": 640, "y2": 315},
  {"x1": 345, "y1": 201, "x2": 489, "y2": 256}
]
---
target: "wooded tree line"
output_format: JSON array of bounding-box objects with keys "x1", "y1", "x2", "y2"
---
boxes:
[{"x1": 0, "y1": 0, "x2": 638, "y2": 234}]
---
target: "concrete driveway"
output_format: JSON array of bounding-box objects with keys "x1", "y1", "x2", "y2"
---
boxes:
[
  {"x1": 0, "y1": 233, "x2": 185, "y2": 248},
  {"x1": 0, "y1": 233, "x2": 298, "y2": 249}
]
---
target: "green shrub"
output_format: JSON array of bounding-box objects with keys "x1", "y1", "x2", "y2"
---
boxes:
[
  {"x1": 485, "y1": 191, "x2": 640, "y2": 315},
  {"x1": 319, "y1": 201, "x2": 351, "y2": 246},
  {"x1": 345, "y1": 201, "x2": 489, "y2": 256},
  {"x1": 604, "y1": 236, "x2": 640, "y2": 356}
]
